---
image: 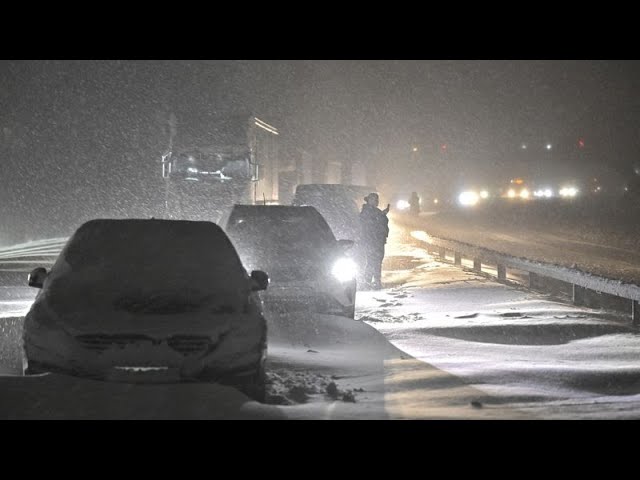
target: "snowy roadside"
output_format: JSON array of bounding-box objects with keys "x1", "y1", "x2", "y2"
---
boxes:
[
  {"x1": 0, "y1": 305, "x2": 527, "y2": 419},
  {"x1": 357, "y1": 218, "x2": 640, "y2": 419}
]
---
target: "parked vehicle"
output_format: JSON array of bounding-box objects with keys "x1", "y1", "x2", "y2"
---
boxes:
[
  {"x1": 161, "y1": 115, "x2": 280, "y2": 223},
  {"x1": 23, "y1": 219, "x2": 269, "y2": 401},
  {"x1": 292, "y1": 184, "x2": 376, "y2": 242},
  {"x1": 225, "y1": 205, "x2": 357, "y2": 318}
]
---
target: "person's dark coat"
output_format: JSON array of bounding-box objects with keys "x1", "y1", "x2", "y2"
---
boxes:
[{"x1": 359, "y1": 203, "x2": 389, "y2": 248}]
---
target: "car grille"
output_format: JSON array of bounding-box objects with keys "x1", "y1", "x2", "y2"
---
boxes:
[
  {"x1": 166, "y1": 335, "x2": 212, "y2": 355},
  {"x1": 76, "y1": 334, "x2": 212, "y2": 356}
]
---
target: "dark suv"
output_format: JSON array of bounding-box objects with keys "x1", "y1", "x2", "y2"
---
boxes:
[{"x1": 225, "y1": 205, "x2": 357, "y2": 318}]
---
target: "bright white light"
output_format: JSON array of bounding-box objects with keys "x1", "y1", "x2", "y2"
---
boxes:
[
  {"x1": 187, "y1": 167, "x2": 198, "y2": 173},
  {"x1": 410, "y1": 230, "x2": 431, "y2": 242},
  {"x1": 521, "y1": 143, "x2": 527, "y2": 150},
  {"x1": 479, "y1": 190, "x2": 489, "y2": 199},
  {"x1": 331, "y1": 258, "x2": 357, "y2": 283},
  {"x1": 520, "y1": 189, "x2": 530, "y2": 199},
  {"x1": 535, "y1": 189, "x2": 553, "y2": 198},
  {"x1": 458, "y1": 191, "x2": 479, "y2": 206},
  {"x1": 507, "y1": 189, "x2": 516, "y2": 198},
  {"x1": 433, "y1": 198, "x2": 439, "y2": 204},
  {"x1": 396, "y1": 200, "x2": 410, "y2": 210},
  {"x1": 412, "y1": 146, "x2": 418, "y2": 152},
  {"x1": 559, "y1": 186, "x2": 578, "y2": 197},
  {"x1": 546, "y1": 144, "x2": 552, "y2": 150},
  {"x1": 254, "y1": 118, "x2": 279, "y2": 135}
]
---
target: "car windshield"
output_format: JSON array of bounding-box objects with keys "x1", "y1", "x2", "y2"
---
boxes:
[
  {"x1": 226, "y1": 206, "x2": 336, "y2": 269},
  {"x1": 48, "y1": 219, "x2": 248, "y2": 313}
]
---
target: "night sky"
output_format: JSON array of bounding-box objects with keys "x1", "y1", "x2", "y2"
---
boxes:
[{"x1": 1, "y1": 60, "x2": 639, "y2": 243}]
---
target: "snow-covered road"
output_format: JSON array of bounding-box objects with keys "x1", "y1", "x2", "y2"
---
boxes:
[
  {"x1": 357, "y1": 219, "x2": 640, "y2": 419},
  {"x1": 1, "y1": 219, "x2": 640, "y2": 418},
  {"x1": 396, "y1": 204, "x2": 640, "y2": 284}
]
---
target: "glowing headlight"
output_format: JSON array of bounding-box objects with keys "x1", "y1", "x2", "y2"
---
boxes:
[
  {"x1": 534, "y1": 188, "x2": 554, "y2": 198},
  {"x1": 458, "y1": 191, "x2": 479, "y2": 206},
  {"x1": 331, "y1": 258, "x2": 357, "y2": 282},
  {"x1": 507, "y1": 189, "x2": 516, "y2": 198},
  {"x1": 479, "y1": 190, "x2": 489, "y2": 199},
  {"x1": 187, "y1": 167, "x2": 198, "y2": 173},
  {"x1": 520, "y1": 189, "x2": 530, "y2": 199},
  {"x1": 396, "y1": 200, "x2": 410, "y2": 210},
  {"x1": 559, "y1": 186, "x2": 578, "y2": 197}
]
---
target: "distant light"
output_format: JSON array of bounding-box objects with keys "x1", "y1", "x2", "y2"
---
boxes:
[
  {"x1": 412, "y1": 146, "x2": 418, "y2": 152},
  {"x1": 507, "y1": 189, "x2": 516, "y2": 198},
  {"x1": 546, "y1": 144, "x2": 552, "y2": 150},
  {"x1": 533, "y1": 189, "x2": 553, "y2": 198},
  {"x1": 458, "y1": 191, "x2": 479, "y2": 206},
  {"x1": 578, "y1": 139, "x2": 585, "y2": 148},
  {"x1": 559, "y1": 186, "x2": 578, "y2": 197},
  {"x1": 396, "y1": 200, "x2": 410, "y2": 210},
  {"x1": 521, "y1": 143, "x2": 527, "y2": 150},
  {"x1": 520, "y1": 189, "x2": 530, "y2": 199},
  {"x1": 441, "y1": 144, "x2": 447, "y2": 151},
  {"x1": 433, "y1": 198, "x2": 439, "y2": 204},
  {"x1": 479, "y1": 190, "x2": 489, "y2": 199},
  {"x1": 187, "y1": 167, "x2": 198, "y2": 173}
]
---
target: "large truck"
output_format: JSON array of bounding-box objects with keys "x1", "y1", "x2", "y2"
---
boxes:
[{"x1": 161, "y1": 114, "x2": 280, "y2": 222}]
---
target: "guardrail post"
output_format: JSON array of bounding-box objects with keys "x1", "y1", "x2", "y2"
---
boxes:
[
  {"x1": 473, "y1": 258, "x2": 482, "y2": 272},
  {"x1": 497, "y1": 264, "x2": 506, "y2": 281},
  {"x1": 439, "y1": 247, "x2": 446, "y2": 260},
  {"x1": 633, "y1": 300, "x2": 639, "y2": 327},
  {"x1": 529, "y1": 272, "x2": 538, "y2": 289},
  {"x1": 573, "y1": 284, "x2": 586, "y2": 306},
  {"x1": 454, "y1": 252, "x2": 462, "y2": 266}
]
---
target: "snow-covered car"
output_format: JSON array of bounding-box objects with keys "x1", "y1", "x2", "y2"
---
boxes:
[
  {"x1": 292, "y1": 184, "x2": 376, "y2": 242},
  {"x1": 225, "y1": 205, "x2": 357, "y2": 318},
  {"x1": 22, "y1": 219, "x2": 270, "y2": 401}
]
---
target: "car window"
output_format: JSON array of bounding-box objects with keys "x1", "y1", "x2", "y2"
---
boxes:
[
  {"x1": 48, "y1": 220, "x2": 249, "y2": 311},
  {"x1": 226, "y1": 207, "x2": 335, "y2": 251}
]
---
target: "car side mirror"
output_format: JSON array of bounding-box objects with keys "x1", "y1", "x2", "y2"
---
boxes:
[
  {"x1": 28, "y1": 267, "x2": 48, "y2": 289},
  {"x1": 336, "y1": 239, "x2": 355, "y2": 250},
  {"x1": 250, "y1": 270, "x2": 269, "y2": 291}
]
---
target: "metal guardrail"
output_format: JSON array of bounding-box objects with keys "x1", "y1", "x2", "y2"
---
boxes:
[{"x1": 409, "y1": 230, "x2": 640, "y2": 326}]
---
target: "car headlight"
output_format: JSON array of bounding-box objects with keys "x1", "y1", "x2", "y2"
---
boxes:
[
  {"x1": 331, "y1": 258, "x2": 357, "y2": 282},
  {"x1": 458, "y1": 191, "x2": 479, "y2": 206},
  {"x1": 396, "y1": 200, "x2": 410, "y2": 210}
]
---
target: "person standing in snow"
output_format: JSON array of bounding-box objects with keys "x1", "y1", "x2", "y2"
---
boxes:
[
  {"x1": 359, "y1": 192, "x2": 389, "y2": 290},
  {"x1": 409, "y1": 191, "x2": 420, "y2": 216}
]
